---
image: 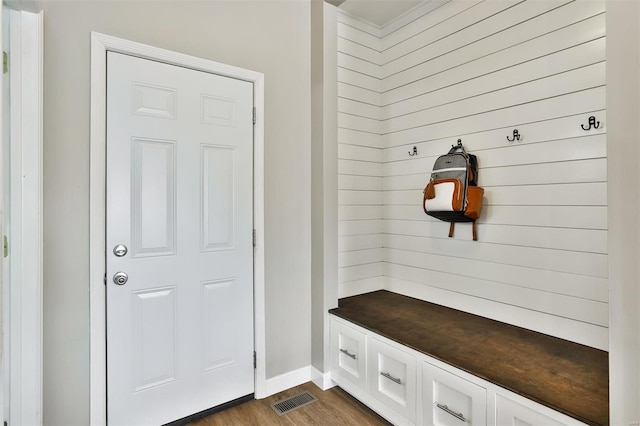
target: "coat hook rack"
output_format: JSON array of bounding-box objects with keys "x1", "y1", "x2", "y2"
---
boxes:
[
  {"x1": 452, "y1": 138, "x2": 462, "y2": 149},
  {"x1": 581, "y1": 116, "x2": 600, "y2": 131},
  {"x1": 507, "y1": 129, "x2": 521, "y2": 143},
  {"x1": 409, "y1": 146, "x2": 418, "y2": 156}
]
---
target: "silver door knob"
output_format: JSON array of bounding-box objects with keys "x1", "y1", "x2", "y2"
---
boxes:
[
  {"x1": 113, "y1": 272, "x2": 128, "y2": 286},
  {"x1": 113, "y1": 244, "x2": 128, "y2": 257}
]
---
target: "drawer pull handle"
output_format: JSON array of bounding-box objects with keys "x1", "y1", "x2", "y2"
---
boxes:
[
  {"x1": 380, "y1": 371, "x2": 402, "y2": 385},
  {"x1": 436, "y1": 403, "x2": 467, "y2": 422},
  {"x1": 339, "y1": 348, "x2": 356, "y2": 359}
]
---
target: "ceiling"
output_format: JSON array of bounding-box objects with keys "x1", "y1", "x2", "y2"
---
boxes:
[{"x1": 338, "y1": 0, "x2": 426, "y2": 27}]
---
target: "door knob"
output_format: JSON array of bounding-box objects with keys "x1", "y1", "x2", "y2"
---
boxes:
[
  {"x1": 113, "y1": 272, "x2": 128, "y2": 286},
  {"x1": 113, "y1": 244, "x2": 128, "y2": 257}
]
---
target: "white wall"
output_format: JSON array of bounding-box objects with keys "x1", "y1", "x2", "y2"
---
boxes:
[
  {"x1": 337, "y1": 12, "x2": 384, "y2": 297},
  {"x1": 311, "y1": 0, "x2": 338, "y2": 376},
  {"x1": 607, "y1": 0, "x2": 640, "y2": 422},
  {"x1": 41, "y1": 1, "x2": 311, "y2": 424},
  {"x1": 337, "y1": 0, "x2": 607, "y2": 350}
]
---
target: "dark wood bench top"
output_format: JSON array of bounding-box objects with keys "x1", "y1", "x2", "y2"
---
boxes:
[{"x1": 329, "y1": 290, "x2": 608, "y2": 426}]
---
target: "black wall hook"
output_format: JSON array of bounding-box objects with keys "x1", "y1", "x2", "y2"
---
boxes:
[
  {"x1": 452, "y1": 139, "x2": 462, "y2": 148},
  {"x1": 507, "y1": 129, "x2": 521, "y2": 143},
  {"x1": 581, "y1": 116, "x2": 600, "y2": 131},
  {"x1": 408, "y1": 146, "x2": 418, "y2": 156}
]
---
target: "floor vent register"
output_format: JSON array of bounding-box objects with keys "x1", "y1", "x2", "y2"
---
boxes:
[{"x1": 270, "y1": 391, "x2": 318, "y2": 416}]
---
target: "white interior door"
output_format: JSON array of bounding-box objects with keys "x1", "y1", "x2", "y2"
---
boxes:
[{"x1": 106, "y1": 51, "x2": 254, "y2": 425}]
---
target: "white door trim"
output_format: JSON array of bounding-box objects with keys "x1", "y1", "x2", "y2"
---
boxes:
[
  {"x1": 89, "y1": 32, "x2": 266, "y2": 425},
  {"x1": 7, "y1": 8, "x2": 43, "y2": 426}
]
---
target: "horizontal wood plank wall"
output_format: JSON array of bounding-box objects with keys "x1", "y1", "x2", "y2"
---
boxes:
[
  {"x1": 337, "y1": 12, "x2": 384, "y2": 297},
  {"x1": 380, "y1": 0, "x2": 607, "y2": 350}
]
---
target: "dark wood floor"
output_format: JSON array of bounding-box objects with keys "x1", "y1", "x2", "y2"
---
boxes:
[{"x1": 187, "y1": 382, "x2": 391, "y2": 426}]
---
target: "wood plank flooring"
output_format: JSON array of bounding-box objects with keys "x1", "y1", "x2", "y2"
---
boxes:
[{"x1": 187, "y1": 382, "x2": 390, "y2": 426}]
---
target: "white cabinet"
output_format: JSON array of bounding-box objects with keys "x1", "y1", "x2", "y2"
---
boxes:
[
  {"x1": 422, "y1": 361, "x2": 486, "y2": 426},
  {"x1": 330, "y1": 318, "x2": 367, "y2": 391},
  {"x1": 329, "y1": 315, "x2": 586, "y2": 426},
  {"x1": 494, "y1": 392, "x2": 578, "y2": 426},
  {"x1": 330, "y1": 316, "x2": 414, "y2": 425},
  {"x1": 368, "y1": 337, "x2": 417, "y2": 423}
]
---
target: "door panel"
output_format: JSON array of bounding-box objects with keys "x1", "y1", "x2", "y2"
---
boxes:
[
  {"x1": 202, "y1": 278, "x2": 239, "y2": 371},
  {"x1": 132, "y1": 138, "x2": 176, "y2": 256},
  {"x1": 106, "y1": 51, "x2": 254, "y2": 425},
  {"x1": 131, "y1": 286, "x2": 177, "y2": 391},
  {"x1": 202, "y1": 145, "x2": 236, "y2": 250}
]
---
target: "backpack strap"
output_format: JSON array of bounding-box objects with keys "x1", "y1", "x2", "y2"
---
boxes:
[{"x1": 449, "y1": 221, "x2": 478, "y2": 240}]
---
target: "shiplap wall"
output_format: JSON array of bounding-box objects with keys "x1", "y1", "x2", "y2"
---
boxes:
[
  {"x1": 337, "y1": 0, "x2": 607, "y2": 350},
  {"x1": 337, "y1": 13, "x2": 384, "y2": 297}
]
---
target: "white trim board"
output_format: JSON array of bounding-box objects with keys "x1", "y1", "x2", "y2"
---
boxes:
[
  {"x1": 264, "y1": 366, "x2": 312, "y2": 397},
  {"x1": 89, "y1": 32, "x2": 266, "y2": 425},
  {"x1": 311, "y1": 366, "x2": 336, "y2": 391},
  {"x1": 8, "y1": 8, "x2": 43, "y2": 426}
]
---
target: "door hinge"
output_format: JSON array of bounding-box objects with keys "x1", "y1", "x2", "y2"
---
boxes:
[
  {"x1": 253, "y1": 351, "x2": 256, "y2": 369},
  {"x1": 3, "y1": 51, "x2": 7, "y2": 74},
  {"x1": 252, "y1": 229, "x2": 256, "y2": 247},
  {"x1": 252, "y1": 107, "x2": 256, "y2": 125},
  {"x1": 104, "y1": 273, "x2": 107, "y2": 286},
  {"x1": 3, "y1": 236, "x2": 8, "y2": 258}
]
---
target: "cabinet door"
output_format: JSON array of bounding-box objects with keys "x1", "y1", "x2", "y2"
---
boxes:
[
  {"x1": 495, "y1": 393, "x2": 572, "y2": 425},
  {"x1": 368, "y1": 337, "x2": 417, "y2": 423},
  {"x1": 330, "y1": 317, "x2": 367, "y2": 390},
  {"x1": 422, "y1": 361, "x2": 487, "y2": 426}
]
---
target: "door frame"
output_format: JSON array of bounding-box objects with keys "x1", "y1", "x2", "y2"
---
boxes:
[
  {"x1": 89, "y1": 32, "x2": 266, "y2": 425},
  {"x1": 3, "y1": 7, "x2": 44, "y2": 426}
]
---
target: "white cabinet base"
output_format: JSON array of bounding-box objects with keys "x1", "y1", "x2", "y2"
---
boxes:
[
  {"x1": 369, "y1": 337, "x2": 417, "y2": 423},
  {"x1": 423, "y1": 361, "x2": 487, "y2": 426},
  {"x1": 493, "y1": 391, "x2": 582, "y2": 426},
  {"x1": 331, "y1": 318, "x2": 367, "y2": 391},
  {"x1": 330, "y1": 315, "x2": 586, "y2": 426}
]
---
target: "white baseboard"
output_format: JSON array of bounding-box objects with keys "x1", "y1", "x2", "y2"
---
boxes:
[
  {"x1": 263, "y1": 366, "x2": 311, "y2": 398},
  {"x1": 339, "y1": 276, "x2": 385, "y2": 298},
  {"x1": 311, "y1": 366, "x2": 336, "y2": 391}
]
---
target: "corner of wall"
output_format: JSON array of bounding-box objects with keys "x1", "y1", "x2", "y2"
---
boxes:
[{"x1": 606, "y1": 0, "x2": 640, "y2": 422}]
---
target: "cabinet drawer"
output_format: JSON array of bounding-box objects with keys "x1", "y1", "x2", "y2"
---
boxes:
[
  {"x1": 422, "y1": 361, "x2": 486, "y2": 426},
  {"x1": 368, "y1": 337, "x2": 417, "y2": 423},
  {"x1": 495, "y1": 393, "x2": 574, "y2": 425},
  {"x1": 330, "y1": 317, "x2": 367, "y2": 390}
]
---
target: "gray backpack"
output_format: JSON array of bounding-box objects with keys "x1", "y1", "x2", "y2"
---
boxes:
[{"x1": 423, "y1": 140, "x2": 484, "y2": 240}]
